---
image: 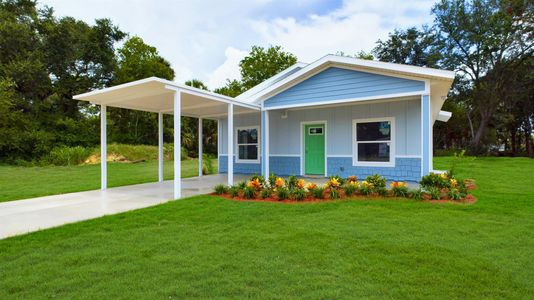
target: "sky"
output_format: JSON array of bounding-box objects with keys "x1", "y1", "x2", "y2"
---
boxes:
[{"x1": 39, "y1": 0, "x2": 436, "y2": 90}]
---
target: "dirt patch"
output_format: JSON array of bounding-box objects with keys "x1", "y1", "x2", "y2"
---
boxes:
[{"x1": 84, "y1": 153, "x2": 130, "y2": 164}]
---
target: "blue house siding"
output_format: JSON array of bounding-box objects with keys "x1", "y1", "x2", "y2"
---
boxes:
[
  {"x1": 327, "y1": 157, "x2": 421, "y2": 182},
  {"x1": 264, "y1": 67, "x2": 425, "y2": 108},
  {"x1": 219, "y1": 155, "x2": 261, "y2": 174},
  {"x1": 269, "y1": 156, "x2": 300, "y2": 175}
]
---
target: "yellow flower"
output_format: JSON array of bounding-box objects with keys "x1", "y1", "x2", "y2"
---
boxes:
[
  {"x1": 450, "y1": 178, "x2": 458, "y2": 187},
  {"x1": 329, "y1": 177, "x2": 340, "y2": 187},
  {"x1": 349, "y1": 181, "x2": 360, "y2": 187},
  {"x1": 296, "y1": 179, "x2": 306, "y2": 189},
  {"x1": 440, "y1": 173, "x2": 448, "y2": 179},
  {"x1": 275, "y1": 177, "x2": 285, "y2": 188}
]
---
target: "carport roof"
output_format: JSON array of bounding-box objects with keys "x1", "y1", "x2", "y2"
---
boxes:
[{"x1": 73, "y1": 77, "x2": 260, "y2": 118}]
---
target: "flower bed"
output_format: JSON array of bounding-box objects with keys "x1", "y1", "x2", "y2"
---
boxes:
[{"x1": 212, "y1": 173, "x2": 476, "y2": 204}]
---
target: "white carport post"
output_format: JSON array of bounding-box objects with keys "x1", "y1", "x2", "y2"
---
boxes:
[
  {"x1": 158, "y1": 112, "x2": 164, "y2": 182},
  {"x1": 100, "y1": 105, "x2": 107, "y2": 190},
  {"x1": 198, "y1": 118, "x2": 203, "y2": 177},
  {"x1": 227, "y1": 103, "x2": 234, "y2": 186},
  {"x1": 173, "y1": 91, "x2": 181, "y2": 199}
]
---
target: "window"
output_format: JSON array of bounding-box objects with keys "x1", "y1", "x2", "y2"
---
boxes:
[
  {"x1": 308, "y1": 127, "x2": 323, "y2": 135},
  {"x1": 353, "y1": 118, "x2": 395, "y2": 167},
  {"x1": 236, "y1": 126, "x2": 260, "y2": 163}
]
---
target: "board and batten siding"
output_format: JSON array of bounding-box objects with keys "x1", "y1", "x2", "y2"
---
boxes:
[
  {"x1": 218, "y1": 99, "x2": 421, "y2": 157},
  {"x1": 264, "y1": 67, "x2": 425, "y2": 108}
]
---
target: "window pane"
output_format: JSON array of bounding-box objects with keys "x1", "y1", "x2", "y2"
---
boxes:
[
  {"x1": 358, "y1": 143, "x2": 390, "y2": 162},
  {"x1": 237, "y1": 128, "x2": 258, "y2": 144},
  {"x1": 239, "y1": 145, "x2": 258, "y2": 160},
  {"x1": 356, "y1": 121, "x2": 391, "y2": 141}
]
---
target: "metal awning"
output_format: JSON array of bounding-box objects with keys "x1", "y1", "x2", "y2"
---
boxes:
[{"x1": 73, "y1": 77, "x2": 260, "y2": 118}]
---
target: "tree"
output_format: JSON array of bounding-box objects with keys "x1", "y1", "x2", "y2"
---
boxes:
[
  {"x1": 213, "y1": 79, "x2": 244, "y2": 97},
  {"x1": 185, "y1": 79, "x2": 208, "y2": 90},
  {"x1": 373, "y1": 27, "x2": 443, "y2": 67},
  {"x1": 239, "y1": 45, "x2": 297, "y2": 91},
  {"x1": 432, "y1": 0, "x2": 533, "y2": 152},
  {"x1": 109, "y1": 36, "x2": 175, "y2": 144}
]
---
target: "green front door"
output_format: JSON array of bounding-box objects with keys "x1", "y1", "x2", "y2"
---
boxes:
[{"x1": 304, "y1": 124, "x2": 325, "y2": 175}]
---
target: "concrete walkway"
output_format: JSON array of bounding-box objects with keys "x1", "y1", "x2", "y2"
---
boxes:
[{"x1": 0, "y1": 174, "x2": 248, "y2": 239}]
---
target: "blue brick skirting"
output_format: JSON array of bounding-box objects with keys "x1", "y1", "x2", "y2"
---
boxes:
[
  {"x1": 218, "y1": 155, "x2": 261, "y2": 174},
  {"x1": 327, "y1": 157, "x2": 421, "y2": 182}
]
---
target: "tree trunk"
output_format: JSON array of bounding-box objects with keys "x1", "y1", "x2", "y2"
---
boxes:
[{"x1": 510, "y1": 129, "x2": 517, "y2": 155}]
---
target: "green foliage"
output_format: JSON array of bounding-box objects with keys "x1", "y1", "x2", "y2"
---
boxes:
[
  {"x1": 448, "y1": 188, "x2": 462, "y2": 200},
  {"x1": 448, "y1": 150, "x2": 465, "y2": 177},
  {"x1": 366, "y1": 174, "x2": 386, "y2": 189},
  {"x1": 239, "y1": 45, "x2": 297, "y2": 90},
  {"x1": 420, "y1": 173, "x2": 449, "y2": 189},
  {"x1": 268, "y1": 173, "x2": 277, "y2": 188},
  {"x1": 214, "y1": 184, "x2": 228, "y2": 195},
  {"x1": 277, "y1": 188, "x2": 289, "y2": 200},
  {"x1": 243, "y1": 186, "x2": 256, "y2": 199},
  {"x1": 286, "y1": 175, "x2": 298, "y2": 189},
  {"x1": 237, "y1": 181, "x2": 247, "y2": 190},
  {"x1": 330, "y1": 188, "x2": 340, "y2": 199},
  {"x1": 229, "y1": 186, "x2": 240, "y2": 198},
  {"x1": 425, "y1": 186, "x2": 441, "y2": 200},
  {"x1": 408, "y1": 188, "x2": 422, "y2": 200},
  {"x1": 44, "y1": 146, "x2": 93, "y2": 166},
  {"x1": 184, "y1": 79, "x2": 208, "y2": 90},
  {"x1": 202, "y1": 154, "x2": 215, "y2": 175},
  {"x1": 360, "y1": 184, "x2": 372, "y2": 196},
  {"x1": 343, "y1": 184, "x2": 357, "y2": 197},
  {"x1": 312, "y1": 187, "x2": 325, "y2": 199},
  {"x1": 290, "y1": 188, "x2": 306, "y2": 201},
  {"x1": 260, "y1": 188, "x2": 272, "y2": 199},
  {"x1": 391, "y1": 185, "x2": 409, "y2": 197}
]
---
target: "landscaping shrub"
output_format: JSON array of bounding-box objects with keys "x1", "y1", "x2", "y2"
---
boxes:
[
  {"x1": 243, "y1": 186, "x2": 256, "y2": 199},
  {"x1": 229, "y1": 186, "x2": 240, "y2": 197},
  {"x1": 343, "y1": 184, "x2": 357, "y2": 197},
  {"x1": 420, "y1": 173, "x2": 449, "y2": 189},
  {"x1": 312, "y1": 187, "x2": 325, "y2": 199},
  {"x1": 409, "y1": 188, "x2": 422, "y2": 200},
  {"x1": 216, "y1": 173, "x2": 473, "y2": 203},
  {"x1": 330, "y1": 188, "x2": 340, "y2": 199},
  {"x1": 45, "y1": 146, "x2": 93, "y2": 166},
  {"x1": 260, "y1": 189, "x2": 272, "y2": 199},
  {"x1": 291, "y1": 188, "x2": 306, "y2": 201},
  {"x1": 390, "y1": 182, "x2": 408, "y2": 197},
  {"x1": 277, "y1": 188, "x2": 289, "y2": 200},
  {"x1": 202, "y1": 154, "x2": 215, "y2": 174},
  {"x1": 214, "y1": 184, "x2": 228, "y2": 195}
]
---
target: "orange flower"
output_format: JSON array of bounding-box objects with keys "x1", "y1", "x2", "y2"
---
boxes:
[
  {"x1": 275, "y1": 177, "x2": 285, "y2": 188},
  {"x1": 247, "y1": 178, "x2": 262, "y2": 189},
  {"x1": 347, "y1": 175, "x2": 357, "y2": 183},
  {"x1": 450, "y1": 178, "x2": 458, "y2": 187},
  {"x1": 306, "y1": 182, "x2": 317, "y2": 190},
  {"x1": 296, "y1": 179, "x2": 306, "y2": 189}
]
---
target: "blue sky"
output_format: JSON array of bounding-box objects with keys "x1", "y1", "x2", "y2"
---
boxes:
[{"x1": 40, "y1": 0, "x2": 436, "y2": 89}]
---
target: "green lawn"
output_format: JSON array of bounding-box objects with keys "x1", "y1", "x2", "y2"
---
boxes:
[
  {"x1": 1, "y1": 157, "x2": 533, "y2": 298},
  {"x1": 0, "y1": 159, "x2": 216, "y2": 202}
]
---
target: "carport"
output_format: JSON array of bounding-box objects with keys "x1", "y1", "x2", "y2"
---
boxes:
[{"x1": 73, "y1": 77, "x2": 260, "y2": 198}]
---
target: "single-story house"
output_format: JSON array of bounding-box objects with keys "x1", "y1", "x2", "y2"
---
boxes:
[{"x1": 73, "y1": 54, "x2": 455, "y2": 199}]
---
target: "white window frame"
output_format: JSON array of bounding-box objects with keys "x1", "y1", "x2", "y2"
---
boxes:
[
  {"x1": 235, "y1": 125, "x2": 260, "y2": 163},
  {"x1": 352, "y1": 117, "x2": 395, "y2": 167}
]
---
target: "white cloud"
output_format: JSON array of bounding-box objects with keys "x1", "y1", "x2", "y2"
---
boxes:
[
  {"x1": 40, "y1": 0, "x2": 435, "y2": 91},
  {"x1": 207, "y1": 47, "x2": 248, "y2": 89}
]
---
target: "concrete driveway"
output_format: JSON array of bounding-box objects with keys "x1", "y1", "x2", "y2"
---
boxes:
[{"x1": 0, "y1": 174, "x2": 248, "y2": 239}]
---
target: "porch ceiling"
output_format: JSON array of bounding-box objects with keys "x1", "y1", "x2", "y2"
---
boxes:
[{"x1": 73, "y1": 77, "x2": 259, "y2": 118}]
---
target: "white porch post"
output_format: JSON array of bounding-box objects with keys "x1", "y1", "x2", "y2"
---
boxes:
[
  {"x1": 158, "y1": 112, "x2": 164, "y2": 182},
  {"x1": 173, "y1": 92, "x2": 181, "y2": 199},
  {"x1": 100, "y1": 105, "x2": 107, "y2": 190},
  {"x1": 227, "y1": 103, "x2": 234, "y2": 186},
  {"x1": 261, "y1": 110, "x2": 269, "y2": 177},
  {"x1": 198, "y1": 118, "x2": 203, "y2": 177}
]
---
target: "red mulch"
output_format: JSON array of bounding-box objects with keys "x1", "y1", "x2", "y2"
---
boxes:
[{"x1": 210, "y1": 192, "x2": 477, "y2": 205}]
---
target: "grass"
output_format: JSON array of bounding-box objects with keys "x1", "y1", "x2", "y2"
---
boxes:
[
  {"x1": 0, "y1": 159, "x2": 216, "y2": 202},
  {"x1": 0, "y1": 157, "x2": 533, "y2": 298}
]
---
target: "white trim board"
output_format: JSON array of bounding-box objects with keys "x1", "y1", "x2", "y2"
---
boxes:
[{"x1": 352, "y1": 117, "x2": 396, "y2": 168}]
